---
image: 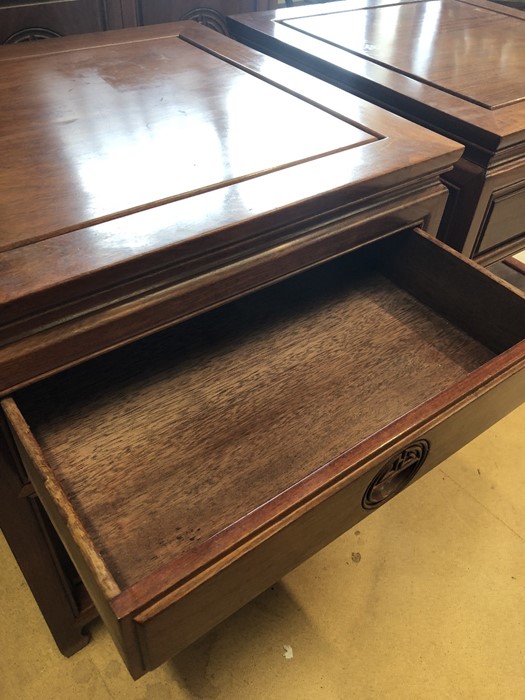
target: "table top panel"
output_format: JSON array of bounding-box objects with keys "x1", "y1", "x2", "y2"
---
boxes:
[
  {"x1": 0, "y1": 32, "x2": 372, "y2": 253},
  {"x1": 229, "y1": 0, "x2": 525, "y2": 147},
  {"x1": 0, "y1": 22, "x2": 461, "y2": 307},
  {"x1": 284, "y1": 0, "x2": 525, "y2": 110}
]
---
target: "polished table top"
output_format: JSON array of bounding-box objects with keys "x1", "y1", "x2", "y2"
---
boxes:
[
  {"x1": 229, "y1": 0, "x2": 525, "y2": 156},
  {"x1": 1, "y1": 33, "x2": 373, "y2": 254},
  {"x1": 228, "y1": 0, "x2": 525, "y2": 262},
  {"x1": 0, "y1": 22, "x2": 460, "y2": 393}
]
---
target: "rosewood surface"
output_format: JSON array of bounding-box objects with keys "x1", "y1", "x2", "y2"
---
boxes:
[{"x1": 228, "y1": 0, "x2": 525, "y2": 262}]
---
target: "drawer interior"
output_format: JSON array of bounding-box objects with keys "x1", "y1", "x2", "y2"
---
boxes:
[{"x1": 11, "y1": 229, "x2": 523, "y2": 592}]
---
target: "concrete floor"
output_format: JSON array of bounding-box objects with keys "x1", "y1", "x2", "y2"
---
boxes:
[{"x1": 1, "y1": 400, "x2": 524, "y2": 700}]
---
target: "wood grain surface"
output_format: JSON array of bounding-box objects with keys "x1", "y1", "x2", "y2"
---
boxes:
[
  {"x1": 14, "y1": 245, "x2": 495, "y2": 589},
  {"x1": 1, "y1": 18, "x2": 522, "y2": 676},
  {"x1": 229, "y1": 0, "x2": 525, "y2": 146}
]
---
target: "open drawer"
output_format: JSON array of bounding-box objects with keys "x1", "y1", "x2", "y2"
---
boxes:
[{"x1": 3, "y1": 228, "x2": 525, "y2": 679}]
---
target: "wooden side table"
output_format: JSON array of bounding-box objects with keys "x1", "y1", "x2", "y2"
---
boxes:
[
  {"x1": 229, "y1": 0, "x2": 525, "y2": 263},
  {"x1": 0, "y1": 22, "x2": 523, "y2": 679}
]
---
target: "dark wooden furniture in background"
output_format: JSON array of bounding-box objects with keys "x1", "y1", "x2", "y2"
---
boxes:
[
  {"x1": 133, "y1": 0, "x2": 274, "y2": 34},
  {"x1": 489, "y1": 255, "x2": 525, "y2": 292},
  {"x1": 0, "y1": 23, "x2": 524, "y2": 678},
  {"x1": 492, "y1": 0, "x2": 524, "y2": 10},
  {"x1": 0, "y1": 0, "x2": 274, "y2": 43},
  {"x1": 228, "y1": 0, "x2": 525, "y2": 264},
  {"x1": 0, "y1": 0, "x2": 126, "y2": 42}
]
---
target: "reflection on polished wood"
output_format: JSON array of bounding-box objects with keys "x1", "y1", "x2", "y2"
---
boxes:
[
  {"x1": 0, "y1": 35, "x2": 371, "y2": 252},
  {"x1": 282, "y1": 0, "x2": 523, "y2": 109},
  {"x1": 228, "y1": 0, "x2": 525, "y2": 262}
]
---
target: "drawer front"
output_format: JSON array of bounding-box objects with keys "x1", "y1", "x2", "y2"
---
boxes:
[{"x1": 131, "y1": 361, "x2": 525, "y2": 672}]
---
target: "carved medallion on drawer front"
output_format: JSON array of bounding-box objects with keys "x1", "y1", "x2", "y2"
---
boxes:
[{"x1": 363, "y1": 440, "x2": 430, "y2": 509}]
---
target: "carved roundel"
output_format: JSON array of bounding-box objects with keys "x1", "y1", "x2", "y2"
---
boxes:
[
  {"x1": 180, "y1": 8, "x2": 229, "y2": 35},
  {"x1": 362, "y1": 440, "x2": 430, "y2": 509},
  {"x1": 5, "y1": 28, "x2": 62, "y2": 44}
]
